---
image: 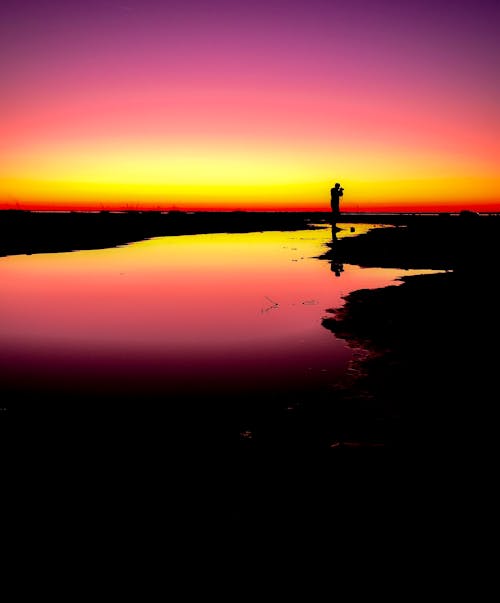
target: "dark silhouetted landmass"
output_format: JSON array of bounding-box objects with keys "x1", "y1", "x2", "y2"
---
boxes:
[{"x1": 321, "y1": 212, "x2": 500, "y2": 457}]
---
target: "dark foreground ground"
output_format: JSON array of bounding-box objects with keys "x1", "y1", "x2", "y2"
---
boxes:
[
  {"x1": 322, "y1": 210, "x2": 500, "y2": 454},
  {"x1": 3, "y1": 210, "x2": 500, "y2": 537}
]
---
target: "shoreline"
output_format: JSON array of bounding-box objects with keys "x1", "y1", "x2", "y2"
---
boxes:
[
  {"x1": 320, "y1": 214, "x2": 500, "y2": 453},
  {"x1": 2, "y1": 211, "x2": 499, "y2": 456}
]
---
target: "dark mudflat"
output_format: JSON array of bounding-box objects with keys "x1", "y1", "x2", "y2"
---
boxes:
[{"x1": 322, "y1": 213, "x2": 500, "y2": 455}]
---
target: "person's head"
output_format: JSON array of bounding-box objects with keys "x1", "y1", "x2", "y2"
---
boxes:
[{"x1": 334, "y1": 182, "x2": 341, "y2": 188}]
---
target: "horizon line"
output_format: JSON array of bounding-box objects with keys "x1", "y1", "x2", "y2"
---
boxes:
[{"x1": 2, "y1": 208, "x2": 499, "y2": 216}]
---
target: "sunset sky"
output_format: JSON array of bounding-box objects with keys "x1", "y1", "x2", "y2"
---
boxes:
[{"x1": 1, "y1": 0, "x2": 499, "y2": 212}]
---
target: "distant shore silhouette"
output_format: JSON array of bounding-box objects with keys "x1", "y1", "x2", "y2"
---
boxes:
[{"x1": 0, "y1": 209, "x2": 328, "y2": 257}]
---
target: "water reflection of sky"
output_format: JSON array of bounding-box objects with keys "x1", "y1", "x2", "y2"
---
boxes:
[{"x1": 0, "y1": 224, "x2": 437, "y2": 399}]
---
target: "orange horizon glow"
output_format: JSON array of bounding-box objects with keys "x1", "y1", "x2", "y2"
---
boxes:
[{"x1": 1, "y1": 179, "x2": 498, "y2": 213}]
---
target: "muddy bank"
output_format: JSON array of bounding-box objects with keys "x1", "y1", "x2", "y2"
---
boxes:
[{"x1": 321, "y1": 214, "x2": 500, "y2": 454}]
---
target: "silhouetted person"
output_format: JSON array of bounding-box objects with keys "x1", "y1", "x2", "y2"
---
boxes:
[{"x1": 330, "y1": 182, "x2": 344, "y2": 222}]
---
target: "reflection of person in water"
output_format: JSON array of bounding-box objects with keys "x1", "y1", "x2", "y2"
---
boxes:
[
  {"x1": 330, "y1": 182, "x2": 344, "y2": 220},
  {"x1": 329, "y1": 226, "x2": 344, "y2": 277}
]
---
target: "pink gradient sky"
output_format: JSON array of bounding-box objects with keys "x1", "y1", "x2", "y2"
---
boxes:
[{"x1": 1, "y1": 0, "x2": 499, "y2": 211}]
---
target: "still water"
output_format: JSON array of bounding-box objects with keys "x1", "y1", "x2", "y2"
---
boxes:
[{"x1": 0, "y1": 224, "x2": 435, "y2": 400}]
